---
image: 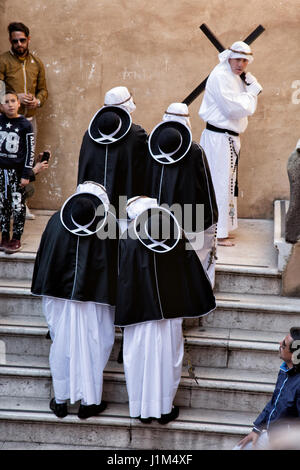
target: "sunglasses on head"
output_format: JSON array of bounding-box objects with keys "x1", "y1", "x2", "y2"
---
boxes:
[{"x1": 11, "y1": 38, "x2": 27, "y2": 44}]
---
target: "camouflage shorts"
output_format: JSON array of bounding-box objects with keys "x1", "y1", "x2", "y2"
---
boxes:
[{"x1": 0, "y1": 168, "x2": 26, "y2": 238}]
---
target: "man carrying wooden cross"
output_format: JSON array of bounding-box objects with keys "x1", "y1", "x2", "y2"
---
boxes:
[{"x1": 198, "y1": 41, "x2": 262, "y2": 246}]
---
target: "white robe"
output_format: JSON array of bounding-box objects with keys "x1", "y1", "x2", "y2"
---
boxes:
[
  {"x1": 199, "y1": 60, "x2": 258, "y2": 238},
  {"x1": 43, "y1": 297, "x2": 115, "y2": 406},
  {"x1": 200, "y1": 131, "x2": 240, "y2": 238},
  {"x1": 123, "y1": 318, "x2": 184, "y2": 419}
]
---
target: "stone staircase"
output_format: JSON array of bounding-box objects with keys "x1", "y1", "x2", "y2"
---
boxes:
[{"x1": 0, "y1": 214, "x2": 300, "y2": 450}]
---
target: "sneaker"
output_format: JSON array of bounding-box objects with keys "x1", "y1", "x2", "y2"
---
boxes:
[
  {"x1": 25, "y1": 205, "x2": 35, "y2": 220},
  {"x1": 0, "y1": 237, "x2": 10, "y2": 251},
  {"x1": 5, "y1": 239, "x2": 22, "y2": 254},
  {"x1": 49, "y1": 398, "x2": 68, "y2": 418},
  {"x1": 78, "y1": 401, "x2": 107, "y2": 419}
]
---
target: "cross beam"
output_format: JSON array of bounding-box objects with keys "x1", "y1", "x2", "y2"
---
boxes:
[{"x1": 182, "y1": 24, "x2": 265, "y2": 105}]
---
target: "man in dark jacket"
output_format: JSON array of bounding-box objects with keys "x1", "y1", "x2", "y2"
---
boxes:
[
  {"x1": 235, "y1": 327, "x2": 300, "y2": 449},
  {"x1": 0, "y1": 22, "x2": 48, "y2": 125}
]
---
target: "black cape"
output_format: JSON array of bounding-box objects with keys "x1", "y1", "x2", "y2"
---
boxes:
[
  {"x1": 31, "y1": 212, "x2": 118, "y2": 305},
  {"x1": 114, "y1": 223, "x2": 216, "y2": 327},
  {"x1": 145, "y1": 142, "x2": 218, "y2": 232},
  {"x1": 77, "y1": 123, "x2": 148, "y2": 218}
]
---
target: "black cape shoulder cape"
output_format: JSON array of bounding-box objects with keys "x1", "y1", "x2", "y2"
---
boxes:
[
  {"x1": 145, "y1": 142, "x2": 218, "y2": 232},
  {"x1": 31, "y1": 212, "x2": 118, "y2": 305},
  {"x1": 77, "y1": 123, "x2": 148, "y2": 218},
  {"x1": 114, "y1": 224, "x2": 216, "y2": 327}
]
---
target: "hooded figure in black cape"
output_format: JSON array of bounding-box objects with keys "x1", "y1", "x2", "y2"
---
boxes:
[
  {"x1": 31, "y1": 182, "x2": 118, "y2": 420},
  {"x1": 114, "y1": 196, "x2": 216, "y2": 424},
  {"x1": 145, "y1": 103, "x2": 218, "y2": 286},
  {"x1": 77, "y1": 86, "x2": 148, "y2": 220},
  {"x1": 115, "y1": 197, "x2": 216, "y2": 327}
]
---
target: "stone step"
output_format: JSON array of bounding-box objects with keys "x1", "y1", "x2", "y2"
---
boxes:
[
  {"x1": 0, "y1": 253, "x2": 35, "y2": 281},
  {"x1": 215, "y1": 264, "x2": 281, "y2": 295},
  {"x1": 2, "y1": 440, "x2": 111, "y2": 450},
  {"x1": 183, "y1": 327, "x2": 283, "y2": 372},
  {"x1": 0, "y1": 361, "x2": 276, "y2": 414},
  {"x1": 0, "y1": 215, "x2": 283, "y2": 451},
  {"x1": 0, "y1": 284, "x2": 41, "y2": 317},
  {"x1": 205, "y1": 292, "x2": 300, "y2": 332},
  {"x1": 2, "y1": 281, "x2": 297, "y2": 335},
  {"x1": 0, "y1": 399, "x2": 255, "y2": 450},
  {"x1": 0, "y1": 323, "x2": 123, "y2": 366},
  {"x1": 0, "y1": 253, "x2": 282, "y2": 296},
  {"x1": 0, "y1": 320, "x2": 283, "y2": 373}
]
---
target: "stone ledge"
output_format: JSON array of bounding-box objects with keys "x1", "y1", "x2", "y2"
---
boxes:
[
  {"x1": 0, "y1": 406, "x2": 253, "y2": 434},
  {"x1": 274, "y1": 199, "x2": 292, "y2": 272},
  {"x1": 274, "y1": 200, "x2": 300, "y2": 296},
  {"x1": 216, "y1": 264, "x2": 279, "y2": 276},
  {"x1": 216, "y1": 292, "x2": 300, "y2": 313},
  {"x1": 282, "y1": 241, "x2": 300, "y2": 297},
  {"x1": 0, "y1": 252, "x2": 36, "y2": 261}
]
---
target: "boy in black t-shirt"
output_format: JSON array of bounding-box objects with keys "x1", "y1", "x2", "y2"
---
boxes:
[{"x1": 0, "y1": 90, "x2": 35, "y2": 253}]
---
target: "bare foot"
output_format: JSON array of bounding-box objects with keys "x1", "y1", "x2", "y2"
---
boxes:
[{"x1": 217, "y1": 238, "x2": 235, "y2": 247}]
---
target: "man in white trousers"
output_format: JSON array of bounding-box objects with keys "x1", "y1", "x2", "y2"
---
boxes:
[
  {"x1": 199, "y1": 41, "x2": 262, "y2": 246},
  {"x1": 115, "y1": 196, "x2": 216, "y2": 424},
  {"x1": 31, "y1": 182, "x2": 118, "y2": 419}
]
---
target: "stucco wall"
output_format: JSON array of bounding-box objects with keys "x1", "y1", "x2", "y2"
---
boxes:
[{"x1": 1, "y1": 0, "x2": 299, "y2": 218}]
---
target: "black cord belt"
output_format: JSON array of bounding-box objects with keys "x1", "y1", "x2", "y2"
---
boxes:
[{"x1": 206, "y1": 122, "x2": 239, "y2": 137}]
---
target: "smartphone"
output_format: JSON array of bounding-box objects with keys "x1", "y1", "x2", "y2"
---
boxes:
[
  {"x1": 41, "y1": 151, "x2": 51, "y2": 162},
  {"x1": 240, "y1": 72, "x2": 246, "y2": 83}
]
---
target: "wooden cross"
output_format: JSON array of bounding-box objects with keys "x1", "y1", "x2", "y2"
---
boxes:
[{"x1": 182, "y1": 23, "x2": 265, "y2": 105}]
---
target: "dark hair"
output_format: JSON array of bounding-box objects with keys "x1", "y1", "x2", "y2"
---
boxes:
[
  {"x1": 4, "y1": 89, "x2": 19, "y2": 99},
  {"x1": 8, "y1": 22, "x2": 30, "y2": 37}
]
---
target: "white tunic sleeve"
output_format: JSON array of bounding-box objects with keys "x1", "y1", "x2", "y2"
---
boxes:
[{"x1": 212, "y1": 71, "x2": 258, "y2": 120}]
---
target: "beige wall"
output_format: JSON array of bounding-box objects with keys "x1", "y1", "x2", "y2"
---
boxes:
[{"x1": 1, "y1": 0, "x2": 300, "y2": 218}]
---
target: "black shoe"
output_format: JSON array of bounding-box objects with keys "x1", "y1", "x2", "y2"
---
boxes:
[
  {"x1": 157, "y1": 406, "x2": 179, "y2": 424},
  {"x1": 78, "y1": 401, "x2": 107, "y2": 419},
  {"x1": 49, "y1": 398, "x2": 68, "y2": 418},
  {"x1": 138, "y1": 416, "x2": 153, "y2": 424}
]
